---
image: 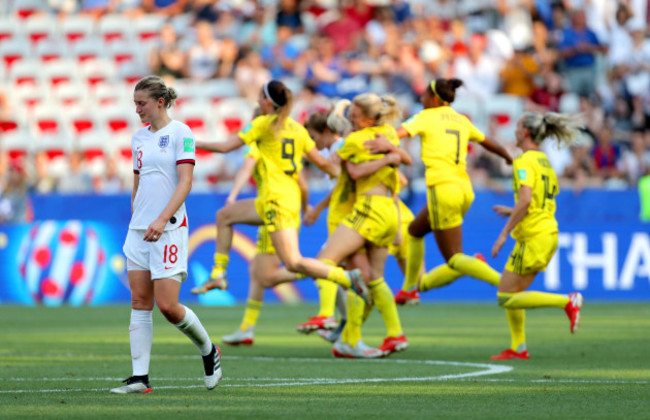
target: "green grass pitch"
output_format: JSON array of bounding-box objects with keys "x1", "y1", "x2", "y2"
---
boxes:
[{"x1": 1, "y1": 303, "x2": 649, "y2": 419}]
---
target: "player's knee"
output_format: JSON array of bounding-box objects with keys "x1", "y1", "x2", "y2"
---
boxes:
[
  {"x1": 131, "y1": 295, "x2": 154, "y2": 311},
  {"x1": 216, "y1": 207, "x2": 229, "y2": 225},
  {"x1": 497, "y1": 293, "x2": 510, "y2": 307}
]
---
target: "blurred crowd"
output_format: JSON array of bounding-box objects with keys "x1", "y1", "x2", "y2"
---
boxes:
[{"x1": 0, "y1": 0, "x2": 649, "y2": 219}]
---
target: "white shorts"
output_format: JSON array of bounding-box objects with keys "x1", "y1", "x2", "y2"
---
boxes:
[{"x1": 123, "y1": 227, "x2": 188, "y2": 282}]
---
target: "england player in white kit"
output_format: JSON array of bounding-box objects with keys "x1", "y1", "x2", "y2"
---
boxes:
[{"x1": 111, "y1": 76, "x2": 222, "y2": 394}]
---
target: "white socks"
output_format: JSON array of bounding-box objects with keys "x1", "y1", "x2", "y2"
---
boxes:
[
  {"x1": 174, "y1": 305, "x2": 213, "y2": 356},
  {"x1": 130, "y1": 309, "x2": 153, "y2": 376},
  {"x1": 336, "y1": 286, "x2": 347, "y2": 321}
]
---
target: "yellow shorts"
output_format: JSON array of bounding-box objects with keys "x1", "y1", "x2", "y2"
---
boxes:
[
  {"x1": 343, "y1": 195, "x2": 398, "y2": 248},
  {"x1": 505, "y1": 233, "x2": 558, "y2": 275},
  {"x1": 255, "y1": 225, "x2": 276, "y2": 254},
  {"x1": 256, "y1": 196, "x2": 300, "y2": 232},
  {"x1": 427, "y1": 182, "x2": 474, "y2": 230}
]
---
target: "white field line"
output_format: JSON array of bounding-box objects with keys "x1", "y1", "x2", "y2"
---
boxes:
[
  {"x1": 2, "y1": 355, "x2": 648, "y2": 394},
  {"x1": 1, "y1": 356, "x2": 510, "y2": 393}
]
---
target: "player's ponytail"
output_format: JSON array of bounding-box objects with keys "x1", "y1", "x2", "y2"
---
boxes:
[
  {"x1": 327, "y1": 99, "x2": 352, "y2": 134},
  {"x1": 263, "y1": 80, "x2": 293, "y2": 133},
  {"x1": 521, "y1": 112, "x2": 583, "y2": 147},
  {"x1": 429, "y1": 78, "x2": 463, "y2": 104},
  {"x1": 134, "y1": 75, "x2": 177, "y2": 108}
]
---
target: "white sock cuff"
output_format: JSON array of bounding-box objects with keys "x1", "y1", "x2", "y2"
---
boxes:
[{"x1": 131, "y1": 309, "x2": 153, "y2": 323}]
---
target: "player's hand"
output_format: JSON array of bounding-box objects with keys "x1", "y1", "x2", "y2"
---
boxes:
[
  {"x1": 386, "y1": 152, "x2": 401, "y2": 166},
  {"x1": 364, "y1": 134, "x2": 394, "y2": 154},
  {"x1": 491, "y1": 233, "x2": 507, "y2": 258},
  {"x1": 144, "y1": 218, "x2": 166, "y2": 242},
  {"x1": 303, "y1": 205, "x2": 320, "y2": 227},
  {"x1": 226, "y1": 195, "x2": 236, "y2": 206},
  {"x1": 493, "y1": 205, "x2": 512, "y2": 217}
]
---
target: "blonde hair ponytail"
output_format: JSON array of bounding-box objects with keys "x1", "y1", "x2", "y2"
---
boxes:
[{"x1": 521, "y1": 112, "x2": 583, "y2": 147}]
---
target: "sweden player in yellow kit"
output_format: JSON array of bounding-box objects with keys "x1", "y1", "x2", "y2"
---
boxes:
[
  {"x1": 491, "y1": 112, "x2": 584, "y2": 360},
  {"x1": 192, "y1": 80, "x2": 363, "y2": 294},
  {"x1": 314, "y1": 93, "x2": 412, "y2": 357},
  {"x1": 374, "y1": 78, "x2": 512, "y2": 304}
]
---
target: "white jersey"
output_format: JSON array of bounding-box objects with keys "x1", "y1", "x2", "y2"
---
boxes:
[{"x1": 129, "y1": 120, "x2": 195, "y2": 231}]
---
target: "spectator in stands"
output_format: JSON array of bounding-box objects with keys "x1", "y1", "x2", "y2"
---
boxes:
[
  {"x1": 32, "y1": 151, "x2": 56, "y2": 194},
  {"x1": 235, "y1": 50, "x2": 272, "y2": 104},
  {"x1": 531, "y1": 19, "x2": 558, "y2": 74},
  {"x1": 142, "y1": 0, "x2": 188, "y2": 17},
  {"x1": 57, "y1": 150, "x2": 93, "y2": 194},
  {"x1": 592, "y1": 125, "x2": 622, "y2": 180},
  {"x1": 562, "y1": 134, "x2": 600, "y2": 190},
  {"x1": 500, "y1": 45, "x2": 540, "y2": 97},
  {"x1": 528, "y1": 71, "x2": 565, "y2": 113},
  {"x1": 216, "y1": 37, "x2": 239, "y2": 78},
  {"x1": 621, "y1": 20, "x2": 650, "y2": 101},
  {"x1": 148, "y1": 22, "x2": 184, "y2": 82},
  {"x1": 97, "y1": 157, "x2": 124, "y2": 193},
  {"x1": 305, "y1": 36, "x2": 343, "y2": 97},
  {"x1": 240, "y1": 6, "x2": 277, "y2": 51},
  {"x1": 276, "y1": 0, "x2": 303, "y2": 31},
  {"x1": 0, "y1": 158, "x2": 29, "y2": 223},
  {"x1": 557, "y1": 9, "x2": 607, "y2": 97},
  {"x1": 260, "y1": 25, "x2": 300, "y2": 78},
  {"x1": 618, "y1": 129, "x2": 650, "y2": 185},
  {"x1": 214, "y1": 3, "x2": 241, "y2": 40},
  {"x1": 453, "y1": 33, "x2": 502, "y2": 100},
  {"x1": 184, "y1": 20, "x2": 220, "y2": 81},
  {"x1": 321, "y1": 8, "x2": 364, "y2": 53}
]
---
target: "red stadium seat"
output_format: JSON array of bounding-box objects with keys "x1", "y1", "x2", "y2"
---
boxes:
[
  {"x1": 25, "y1": 15, "x2": 56, "y2": 46},
  {"x1": 60, "y1": 15, "x2": 95, "y2": 45},
  {"x1": 9, "y1": 59, "x2": 41, "y2": 85},
  {"x1": 0, "y1": 37, "x2": 30, "y2": 71},
  {"x1": 99, "y1": 14, "x2": 132, "y2": 43}
]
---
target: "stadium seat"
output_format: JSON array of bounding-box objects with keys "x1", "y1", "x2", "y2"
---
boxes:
[
  {"x1": 80, "y1": 58, "x2": 117, "y2": 87},
  {"x1": 106, "y1": 40, "x2": 137, "y2": 66},
  {"x1": 11, "y1": 83, "x2": 48, "y2": 110},
  {"x1": 24, "y1": 15, "x2": 57, "y2": 46},
  {"x1": 118, "y1": 61, "x2": 147, "y2": 85},
  {"x1": 175, "y1": 101, "x2": 213, "y2": 137},
  {"x1": 1, "y1": 131, "x2": 31, "y2": 160},
  {"x1": 0, "y1": 36, "x2": 30, "y2": 70},
  {"x1": 203, "y1": 78, "x2": 241, "y2": 102},
  {"x1": 35, "y1": 38, "x2": 66, "y2": 62},
  {"x1": 483, "y1": 94, "x2": 524, "y2": 142},
  {"x1": 98, "y1": 14, "x2": 132, "y2": 43},
  {"x1": 77, "y1": 131, "x2": 109, "y2": 175},
  {"x1": 8, "y1": 59, "x2": 41, "y2": 85},
  {"x1": 93, "y1": 81, "x2": 129, "y2": 106},
  {"x1": 133, "y1": 14, "x2": 164, "y2": 42},
  {"x1": 213, "y1": 98, "x2": 254, "y2": 136},
  {"x1": 0, "y1": 17, "x2": 22, "y2": 43},
  {"x1": 43, "y1": 60, "x2": 80, "y2": 87},
  {"x1": 52, "y1": 82, "x2": 88, "y2": 108},
  {"x1": 32, "y1": 102, "x2": 66, "y2": 136},
  {"x1": 100, "y1": 104, "x2": 136, "y2": 135},
  {"x1": 11, "y1": 0, "x2": 46, "y2": 19},
  {"x1": 70, "y1": 37, "x2": 103, "y2": 63},
  {"x1": 66, "y1": 106, "x2": 96, "y2": 136},
  {"x1": 59, "y1": 15, "x2": 95, "y2": 44}
]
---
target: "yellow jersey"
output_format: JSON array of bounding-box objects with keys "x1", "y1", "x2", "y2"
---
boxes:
[
  {"x1": 511, "y1": 150, "x2": 559, "y2": 241},
  {"x1": 328, "y1": 165, "x2": 356, "y2": 228},
  {"x1": 336, "y1": 124, "x2": 401, "y2": 195},
  {"x1": 239, "y1": 115, "x2": 316, "y2": 202},
  {"x1": 402, "y1": 106, "x2": 485, "y2": 186},
  {"x1": 244, "y1": 144, "x2": 268, "y2": 200}
]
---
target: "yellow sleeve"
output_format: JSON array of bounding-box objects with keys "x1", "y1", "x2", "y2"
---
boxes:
[
  {"x1": 239, "y1": 116, "x2": 266, "y2": 145},
  {"x1": 467, "y1": 119, "x2": 485, "y2": 143},
  {"x1": 513, "y1": 156, "x2": 535, "y2": 189},
  {"x1": 337, "y1": 133, "x2": 362, "y2": 162},
  {"x1": 244, "y1": 144, "x2": 260, "y2": 162},
  {"x1": 401, "y1": 114, "x2": 423, "y2": 138}
]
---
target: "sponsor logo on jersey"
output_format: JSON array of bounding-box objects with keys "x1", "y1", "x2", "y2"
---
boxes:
[
  {"x1": 158, "y1": 135, "x2": 170, "y2": 148},
  {"x1": 242, "y1": 123, "x2": 252, "y2": 134}
]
